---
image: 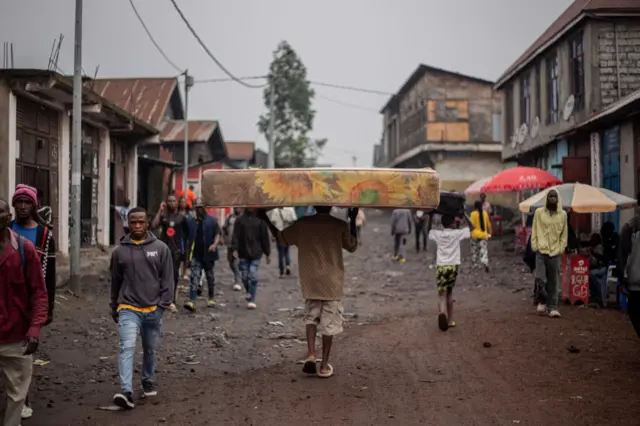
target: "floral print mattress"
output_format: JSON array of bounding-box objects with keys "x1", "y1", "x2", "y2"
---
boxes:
[{"x1": 201, "y1": 168, "x2": 440, "y2": 209}]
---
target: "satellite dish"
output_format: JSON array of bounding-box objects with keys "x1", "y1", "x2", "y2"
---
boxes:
[
  {"x1": 530, "y1": 116, "x2": 540, "y2": 138},
  {"x1": 517, "y1": 123, "x2": 528, "y2": 144},
  {"x1": 563, "y1": 95, "x2": 575, "y2": 121}
]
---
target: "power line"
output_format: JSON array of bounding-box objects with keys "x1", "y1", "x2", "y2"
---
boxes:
[
  {"x1": 315, "y1": 93, "x2": 380, "y2": 113},
  {"x1": 309, "y1": 80, "x2": 393, "y2": 96},
  {"x1": 129, "y1": 0, "x2": 184, "y2": 73},
  {"x1": 169, "y1": 0, "x2": 266, "y2": 89},
  {"x1": 194, "y1": 74, "x2": 392, "y2": 97}
]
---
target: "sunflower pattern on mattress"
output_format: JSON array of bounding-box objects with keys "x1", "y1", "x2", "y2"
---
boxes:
[{"x1": 201, "y1": 168, "x2": 439, "y2": 209}]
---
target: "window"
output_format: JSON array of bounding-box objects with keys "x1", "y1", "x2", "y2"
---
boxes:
[
  {"x1": 505, "y1": 85, "x2": 514, "y2": 139},
  {"x1": 520, "y1": 74, "x2": 531, "y2": 124},
  {"x1": 569, "y1": 31, "x2": 585, "y2": 111},
  {"x1": 534, "y1": 62, "x2": 541, "y2": 120},
  {"x1": 546, "y1": 52, "x2": 559, "y2": 124}
]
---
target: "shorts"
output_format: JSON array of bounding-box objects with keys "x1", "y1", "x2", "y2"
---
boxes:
[
  {"x1": 436, "y1": 265, "x2": 459, "y2": 291},
  {"x1": 304, "y1": 300, "x2": 344, "y2": 336}
]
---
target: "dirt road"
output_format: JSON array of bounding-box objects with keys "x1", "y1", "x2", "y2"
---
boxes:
[{"x1": 20, "y1": 212, "x2": 640, "y2": 425}]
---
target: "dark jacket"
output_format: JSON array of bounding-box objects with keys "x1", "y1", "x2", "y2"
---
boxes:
[
  {"x1": 186, "y1": 213, "x2": 220, "y2": 267},
  {"x1": 10, "y1": 221, "x2": 56, "y2": 320},
  {"x1": 231, "y1": 213, "x2": 271, "y2": 260},
  {"x1": 110, "y1": 232, "x2": 175, "y2": 311},
  {"x1": 618, "y1": 215, "x2": 640, "y2": 284},
  {"x1": 0, "y1": 230, "x2": 48, "y2": 343}
]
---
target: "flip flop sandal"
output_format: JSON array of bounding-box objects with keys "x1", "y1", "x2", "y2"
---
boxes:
[
  {"x1": 296, "y1": 358, "x2": 322, "y2": 364},
  {"x1": 302, "y1": 358, "x2": 318, "y2": 374},
  {"x1": 317, "y1": 364, "x2": 334, "y2": 378}
]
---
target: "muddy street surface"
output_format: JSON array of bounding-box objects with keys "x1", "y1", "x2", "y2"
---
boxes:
[{"x1": 16, "y1": 212, "x2": 640, "y2": 425}]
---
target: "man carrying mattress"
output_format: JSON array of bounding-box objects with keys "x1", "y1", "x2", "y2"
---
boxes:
[{"x1": 259, "y1": 206, "x2": 359, "y2": 378}]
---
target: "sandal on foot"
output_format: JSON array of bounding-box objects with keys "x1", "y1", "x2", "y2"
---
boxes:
[
  {"x1": 438, "y1": 313, "x2": 449, "y2": 331},
  {"x1": 302, "y1": 358, "x2": 317, "y2": 374},
  {"x1": 448, "y1": 321, "x2": 457, "y2": 328},
  {"x1": 317, "y1": 364, "x2": 334, "y2": 378}
]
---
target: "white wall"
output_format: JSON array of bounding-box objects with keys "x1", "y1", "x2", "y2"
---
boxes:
[
  {"x1": 435, "y1": 153, "x2": 505, "y2": 182},
  {"x1": 97, "y1": 129, "x2": 111, "y2": 247},
  {"x1": 58, "y1": 111, "x2": 70, "y2": 255},
  {"x1": 0, "y1": 83, "x2": 17, "y2": 203}
]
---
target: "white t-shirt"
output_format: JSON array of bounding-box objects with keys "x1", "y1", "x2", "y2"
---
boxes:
[{"x1": 428, "y1": 228, "x2": 471, "y2": 266}]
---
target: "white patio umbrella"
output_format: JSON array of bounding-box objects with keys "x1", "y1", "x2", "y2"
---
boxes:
[
  {"x1": 464, "y1": 176, "x2": 493, "y2": 196},
  {"x1": 519, "y1": 182, "x2": 637, "y2": 213}
]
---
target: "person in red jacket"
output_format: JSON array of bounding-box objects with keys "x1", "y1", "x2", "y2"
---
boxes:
[{"x1": 0, "y1": 197, "x2": 48, "y2": 426}]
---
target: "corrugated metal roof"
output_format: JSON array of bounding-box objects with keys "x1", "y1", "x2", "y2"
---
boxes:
[
  {"x1": 225, "y1": 141, "x2": 255, "y2": 159},
  {"x1": 91, "y1": 77, "x2": 178, "y2": 128},
  {"x1": 496, "y1": 0, "x2": 640, "y2": 88},
  {"x1": 160, "y1": 120, "x2": 217, "y2": 142}
]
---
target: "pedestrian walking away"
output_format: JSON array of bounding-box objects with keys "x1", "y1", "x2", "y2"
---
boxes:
[
  {"x1": 10, "y1": 184, "x2": 57, "y2": 420},
  {"x1": 268, "y1": 207, "x2": 297, "y2": 277},
  {"x1": 114, "y1": 199, "x2": 132, "y2": 235},
  {"x1": 184, "y1": 198, "x2": 220, "y2": 312},
  {"x1": 152, "y1": 195, "x2": 188, "y2": 312},
  {"x1": 0, "y1": 197, "x2": 48, "y2": 426},
  {"x1": 428, "y1": 213, "x2": 474, "y2": 331},
  {"x1": 223, "y1": 208, "x2": 243, "y2": 291},
  {"x1": 231, "y1": 208, "x2": 271, "y2": 309},
  {"x1": 531, "y1": 190, "x2": 568, "y2": 318},
  {"x1": 470, "y1": 200, "x2": 491, "y2": 272},
  {"x1": 260, "y1": 206, "x2": 358, "y2": 379},
  {"x1": 413, "y1": 210, "x2": 427, "y2": 253},
  {"x1": 618, "y1": 193, "x2": 640, "y2": 336},
  {"x1": 391, "y1": 208, "x2": 412, "y2": 262},
  {"x1": 110, "y1": 207, "x2": 174, "y2": 410}
]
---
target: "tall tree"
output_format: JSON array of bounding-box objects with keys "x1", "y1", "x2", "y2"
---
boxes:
[{"x1": 258, "y1": 41, "x2": 326, "y2": 167}]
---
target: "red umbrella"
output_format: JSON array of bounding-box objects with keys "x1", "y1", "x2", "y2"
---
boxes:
[{"x1": 480, "y1": 166, "x2": 562, "y2": 193}]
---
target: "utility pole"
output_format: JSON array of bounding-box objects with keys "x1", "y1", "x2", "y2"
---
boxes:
[
  {"x1": 267, "y1": 86, "x2": 276, "y2": 168},
  {"x1": 69, "y1": 0, "x2": 83, "y2": 294},
  {"x1": 183, "y1": 71, "x2": 194, "y2": 193}
]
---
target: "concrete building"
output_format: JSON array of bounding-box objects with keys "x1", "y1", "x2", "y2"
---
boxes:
[
  {"x1": 376, "y1": 64, "x2": 510, "y2": 199},
  {"x1": 495, "y1": 0, "x2": 640, "y2": 230},
  {"x1": 0, "y1": 70, "x2": 156, "y2": 254}
]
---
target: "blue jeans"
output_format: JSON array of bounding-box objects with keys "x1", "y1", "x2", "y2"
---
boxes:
[
  {"x1": 118, "y1": 309, "x2": 163, "y2": 394},
  {"x1": 189, "y1": 258, "x2": 215, "y2": 301},
  {"x1": 277, "y1": 243, "x2": 290, "y2": 275},
  {"x1": 239, "y1": 258, "x2": 260, "y2": 302}
]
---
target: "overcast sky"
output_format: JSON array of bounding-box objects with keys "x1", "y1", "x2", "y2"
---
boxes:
[{"x1": 1, "y1": 0, "x2": 571, "y2": 166}]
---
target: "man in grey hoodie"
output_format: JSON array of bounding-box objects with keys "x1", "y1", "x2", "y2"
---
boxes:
[
  {"x1": 110, "y1": 207, "x2": 174, "y2": 410},
  {"x1": 391, "y1": 209, "x2": 412, "y2": 262}
]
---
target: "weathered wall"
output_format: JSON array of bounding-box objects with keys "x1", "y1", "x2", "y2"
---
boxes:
[
  {"x1": 502, "y1": 17, "x2": 640, "y2": 161},
  {"x1": 598, "y1": 18, "x2": 640, "y2": 107},
  {"x1": 620, "y1": 120, "x2": 636, "y2": 225},
  {"x1": 398, "y1": 72, "x2": 500, "y2": 154}
]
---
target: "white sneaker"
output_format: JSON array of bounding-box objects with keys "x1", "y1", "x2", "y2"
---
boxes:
[
  {"x1": 247, "y1": 302, "x2": 257, "y2": 309},
  {"x1": 548, "y1": 310, "x2": 561, "y2": 318},
  {"x1": 536, "y1": 303, "x2": 546, "y2": 314},
  {"x1": 232, "y1": 284, "x2": 242, "y2": 291},
  {"x1": 21, "y1": 405, "x2": 33, "y2": 419}
]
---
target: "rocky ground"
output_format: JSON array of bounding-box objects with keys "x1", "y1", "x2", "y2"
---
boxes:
[{"x1": 12, "y1": 212, "x2": 640, "y2": 425}]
